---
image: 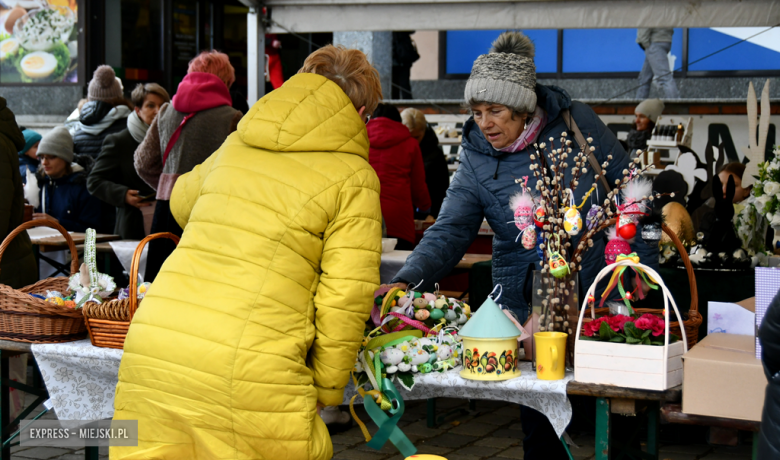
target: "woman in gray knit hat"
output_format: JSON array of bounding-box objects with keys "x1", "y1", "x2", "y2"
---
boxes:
[{"x1": 385, "y1": 31, "x2": 658, "y2": 460}]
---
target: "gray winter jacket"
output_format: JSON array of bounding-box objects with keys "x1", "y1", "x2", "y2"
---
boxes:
[
  {"x1": 391, "y1": 85, "x2": 658, "y2": 320},
  {"x1": 636, "y1": 28, "x2": 674, "y2": 49}
]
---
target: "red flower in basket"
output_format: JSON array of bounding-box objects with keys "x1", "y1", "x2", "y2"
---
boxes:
[
  {"x1": 606, "y1": 314, "x2": 632, "y2": 332},
  {"x1": 582, "y1": 317, "x2": 606, "y2": 337},
  {"x1": 635, "y1": 313, "x2": 665, "y2": 337}
]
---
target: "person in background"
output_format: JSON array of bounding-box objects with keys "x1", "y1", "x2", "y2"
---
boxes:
[
  {"x1": 265, "y1": 34, "x2": 284, "y2": 92},
  {"x1": 392, "y1": 31, "x2": 419, "y2": 99},
  {"x1": 401, "y1": 108, "x2": 450, "y2": 218},
  {"x1": 112, "y1": 44, "x2": 382, "y2": 460},
  {"x1": 368, "y1": 103, "x2": 431, "y2": 250},
  {"x1": 134, "y1": 50, "x2": 242, "y2": 281},
  {"x1": 17, "y1": 129, "x2": 41, "y2": 180},
  {"x1": 88, "y1": 83, "x2": 171, "y2": 240},
  {"x1": 636, "y1": 28, "x2": 680, "y2": 99},
  {"x1": 626, "y1": 98, "x2": 663, "y2": 157},
  {"x1": 72, "y1": 66, "x2": 132, "y2": 158},
  {"x1": 33, "y1": 127, "x2": 104, "y2": 233},
  {"x1": 0, "y1": 97, "x2": 37, "y2": 289}
]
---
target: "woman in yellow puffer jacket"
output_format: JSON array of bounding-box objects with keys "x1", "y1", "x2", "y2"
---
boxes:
[{"x1": 111, "y1": 46, "x2": 383, "y2": 460}]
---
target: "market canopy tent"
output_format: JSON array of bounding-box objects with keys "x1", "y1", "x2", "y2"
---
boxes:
[{"x1": 239, "y1": 0, "x2": 780, "y2": 102}]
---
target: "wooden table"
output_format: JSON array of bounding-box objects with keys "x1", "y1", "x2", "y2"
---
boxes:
[
  {"x1": 567, "y1": 382, "x2": 682, "y2": 460},
  {"x1": 29, "y1": 233, "x2": 121, "y2": 277}
]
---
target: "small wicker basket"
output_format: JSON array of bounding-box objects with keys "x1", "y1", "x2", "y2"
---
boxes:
[
  {"x1": 0, "y1": 220, "x2": 86, "y2": 343},
  {"x1": 592, "y1": 221, "x2": 702, "y2": 346},
  {"x1": 83, "y1": 233, "x2": 179, "y2": 349}
]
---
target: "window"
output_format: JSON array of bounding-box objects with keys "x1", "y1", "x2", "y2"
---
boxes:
[
  {"x1": 444, "y1": 29, "x2": 557, "y2": 76},
  {"x1": 562, "y1": 28, "x2": 683, "y2": 74}
]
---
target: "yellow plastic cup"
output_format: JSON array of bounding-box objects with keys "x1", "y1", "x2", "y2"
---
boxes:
[
  {"x1": 534, "y1": 332, "x2": 567, "y2": 380},
  {"x1": 405, "y1": 456, "x2": 448, "y2": 460}
]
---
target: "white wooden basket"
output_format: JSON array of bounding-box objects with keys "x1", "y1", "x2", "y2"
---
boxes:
[{"x1": 574, "y1": 259, "x2": 688, "y2": 391}]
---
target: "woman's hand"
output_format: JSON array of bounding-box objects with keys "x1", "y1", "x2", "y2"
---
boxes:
[
  {"x1": 316, "y1": 402, "x2": 325, "y2": 416},
  {"x1": 380, "y1": 282, "x2": 408, "y2": 291},
  {"x1": 32, "y1": 213, "x2": 57, "y2": 223},
  {"x1": 125, "y1": 190, "x2": 152, "y2": 209}
]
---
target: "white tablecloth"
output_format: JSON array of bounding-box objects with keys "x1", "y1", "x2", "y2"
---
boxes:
[
  {"x1": 31, "y1": 340, "x2": 122, "y2": 420},
  {"x1": 343, "y1": 362, "x2": 574, "y2": 437},
  {"x1": 380, "y1": 250, "x2": 412, "y2": 284}
]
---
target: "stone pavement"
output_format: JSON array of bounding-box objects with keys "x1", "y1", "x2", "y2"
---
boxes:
[{"x1": 9, "y1": 397, "x2": 754, "y2": 459}]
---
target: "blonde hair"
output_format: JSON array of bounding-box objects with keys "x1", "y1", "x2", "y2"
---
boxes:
[
  {"x1": 130, "y1": 83, "x2": 171, "y2": 107},
  {"x1": 401, "y1": 108, "x2": 427, "y2": 138},
  {"x1": 299, "y1": 45, "x2": 382, "y2": 115}
]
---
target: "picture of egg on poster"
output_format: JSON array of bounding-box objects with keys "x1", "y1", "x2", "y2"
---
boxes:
[{"x1": 0, "y1": 0, "x2": 78, "y2": 83}]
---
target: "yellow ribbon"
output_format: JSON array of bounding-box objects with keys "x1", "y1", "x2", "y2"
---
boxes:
[
  {"x1": 601, "y1": 253, "x2": 660, "y2": 299},
  {"x1": 615, "y1": 253, "x2": 640, "y2": 264},
  {"x1": 576, "y1": 185, "x2": 597, "y2": 209}
]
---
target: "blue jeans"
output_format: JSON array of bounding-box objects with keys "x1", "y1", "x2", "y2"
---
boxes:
[{"x1": 636, "y1": 42, "x2": 680, "y2": 99}]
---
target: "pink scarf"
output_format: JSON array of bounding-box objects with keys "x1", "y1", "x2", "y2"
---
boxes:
[{"x1": 497, "y1": 106, "x2": 547, "y2": 153}]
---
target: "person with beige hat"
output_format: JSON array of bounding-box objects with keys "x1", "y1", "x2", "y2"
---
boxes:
[{"x1": 626, "y1": 98, "x2": 664, "y2": 156}]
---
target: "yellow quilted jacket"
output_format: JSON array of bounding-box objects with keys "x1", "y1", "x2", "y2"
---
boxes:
[{"x1": 111, "y1": 73, "x2": 382, "y2": 460}]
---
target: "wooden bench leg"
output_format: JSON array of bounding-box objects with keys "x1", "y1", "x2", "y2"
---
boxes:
[
  {"x1": 85, "y1": 446, "x2": 99, "y2": 460},
  {"x1": 596, "y1": 397, "x2": 610, "y2": 460},
  {"x1": 753, "y1": 431, "x2": 759, "y2": 460},
  {"x1": 647, "y1": 401, "x2": 660, "y2": 459},
  {"x1": 426, "y1": 398, "x2": 436, "y2": 428}
]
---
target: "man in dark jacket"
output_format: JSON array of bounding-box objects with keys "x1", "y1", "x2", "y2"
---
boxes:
[
  {"x1": 0, "y1": 97, "x2": 37, "y2": 288},
  {"x1": 759, "y1": 291, "x2": 780, "y2": 458},
  {"x1": 72, "y1": 66, "x2": 131, "y2": 158}
]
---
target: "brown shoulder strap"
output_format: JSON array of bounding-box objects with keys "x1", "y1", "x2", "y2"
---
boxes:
[{"x1": 561, "y1": 109, "x2": 612, "y2": 193}]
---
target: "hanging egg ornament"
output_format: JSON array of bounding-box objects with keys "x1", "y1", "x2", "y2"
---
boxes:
[
  {"x1": 605, "y1": 238, "x2": 631, "y2": 265},
  {"x1": 549, "y1": 251, "x2": 570, "y2": 278},
  {"x1": 563, "y1": 207, "x2": 582, "y2": 235},
  {"x1": 510, "y1": 192, "x2": 535, "y2": 231},
  {"x1": 534, "y1": 205, "x2": 546, "y2": 228},
  {"x1": 521, "y1": 226, "x2": 536, "y2": 250},
  {"x1": 617, "y1": 213, "x2": 637, "y2": 240},
  {"x1": 586, "y1": 206, "x2": 600, "y2": 231}
]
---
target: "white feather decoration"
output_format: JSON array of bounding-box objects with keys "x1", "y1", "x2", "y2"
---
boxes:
[
  {"x1": 621, "y1": 178, "x2": 652, "y2": 204},
  {"x1": 509, "y1": 191, "x2": 535, "y2": 212},
  {"x1": 24, "y1": 170, "x2": 39, "y2": 209}
]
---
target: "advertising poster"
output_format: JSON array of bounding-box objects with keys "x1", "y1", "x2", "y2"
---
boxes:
[{"x1": 0, "y1": 0, "x2": 78, "y2": 83}]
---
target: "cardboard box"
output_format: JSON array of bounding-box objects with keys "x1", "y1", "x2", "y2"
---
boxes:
[
  {"x1": 707, "y1": 298, "x2": 755, "y2": 337},
  {"x1": 682, "y1": 333, "x2": 767, "y2": 421}
]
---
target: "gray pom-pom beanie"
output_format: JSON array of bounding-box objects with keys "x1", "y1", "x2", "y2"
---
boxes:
[
  {"x1": 88, "y1": 65, "x2": 123, "y2": 102},
  {"x1": 464, "y1": 32, "x2": 537, "y2": 113}
]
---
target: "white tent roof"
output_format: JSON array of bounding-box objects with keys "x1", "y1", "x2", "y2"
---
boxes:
[{"x1": 264, "y1": 0, "x2": 780, "y2": 33}]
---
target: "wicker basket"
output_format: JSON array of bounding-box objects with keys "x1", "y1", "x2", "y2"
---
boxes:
[
  {"x1": 83, "y1": 233, "x2": 179, "y2": 349},
  {"x1": 0, "y1": 220, "x2": 87, "y2": 343},
  {"x1": 591, "y1": 221, "x2": 702, "y2": 347}
]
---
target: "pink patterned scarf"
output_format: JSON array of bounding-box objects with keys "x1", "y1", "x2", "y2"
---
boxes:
[{"x1": 497, "y1": 106, "x2": 547, "y2": 153}]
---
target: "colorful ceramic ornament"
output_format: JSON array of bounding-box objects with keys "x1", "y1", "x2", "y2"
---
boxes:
[
  {"x1": 533, "y1": 205, "x2": 546, "y2": 228},
  {"x1": 521, "y1": 226, "x2": 536, "y2": 250},
  {"x1": 563, "y1": 207, "x2": 582, "y2": 235},
  {"x1": 548, "y1": 235, "x2": 570, "y2": 278}
]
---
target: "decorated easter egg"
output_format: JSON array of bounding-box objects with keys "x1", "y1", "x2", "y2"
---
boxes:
[
  {"x1": 444, "y1": 309, "x2": 458, "y2": 322},
  {"x1": 549, "y1": 252, "x2": 570, "y2": 278},
  {"x1": 563, "y1": 207, "x2": 582, "y2": 235},
  {"x1": 521, "y1": 226, "x2": 536, "y2": 250},
  {"x1": 422, "y1": 293, "x2": 436, "y2": 302},
  {"x1": 617, "y1": 214, "x2": 637, "y2": 240},
  {"x1": 385, "y1": 365, "x2": 398, "y2": 374},
  {"x1": 398, "y1": 362, "x2": 411, "y2": 372},
  {"x1": 413, "y1": 298, "x2": 428, "y2": 309},
  {"x1": 586, "y1": 206, "x2": 600, "y2": 230},
  {"x1": 380, "y1": 348, "x2": 405, "y2": 366},
  {"x1": 408, "y1": 348, "x2": 431, "y2": 365},
  {"x1": 414, "y1": 309, "x2": 430, "y2": 320},
  {"x1": 433, "y1": 298, "x2": 447, "y2": 309},
  {"x1": 430, "y1": 308, "x2": 445, "y2": 321},
  {"x1": 605, "y1": 238, "x2": 632, "y2": 264},
  {"x1": 46, "y1": 297, "x2": 64, "y2": 306},
  {"x1": 437, "y1": 344, "x2": 454, "y2": 360},
  {"x1": 398, "y1": 294, "x2": 413, "y2": 309},
  {"x1": 533, "y1": 205, "x2": 546, "y2": 227},
  {"x1": 514, "y1": 206, "x2": 533, "y2": 231},
  {"x1": 458, "y1": 313, "x2": 468, "y2": 324}
]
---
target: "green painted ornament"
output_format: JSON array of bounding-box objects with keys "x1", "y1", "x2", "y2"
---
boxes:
[{"x1": 430, "y1": 308, "x2": 445, "y2": 321}]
